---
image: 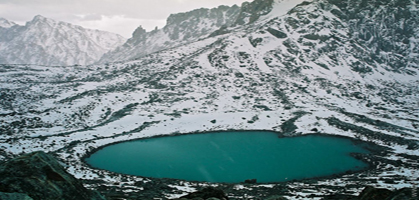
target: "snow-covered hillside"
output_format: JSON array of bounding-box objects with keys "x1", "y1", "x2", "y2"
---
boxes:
[
  {"x1": 0, "y1": 0, "x2": 418, "y2": 199},
  {"x1": 0, "y1": 15, "x2": 126, "y2": 66}
]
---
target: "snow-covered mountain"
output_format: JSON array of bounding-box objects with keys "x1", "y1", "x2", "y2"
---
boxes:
[
  {"x1": 98, "y1": 5, "x2": 241, "y2": 64},
  {"x1": 0, "y1": 0, "x2": 418, "y2": 199},
  {"x1": 0, "y1": 15, "x2": 126, "y2": 66},
  {"x1": 0, "y1": 18, "x2": 17, "y2": 28}
]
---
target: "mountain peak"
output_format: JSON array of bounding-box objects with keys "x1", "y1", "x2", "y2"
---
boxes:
[
  {"x1": 30, "y1": 15, "x2": 55, "y2": 25},
  {"x1": 33, "y1": 15, "x2": 47, "y2": 21},
  {"x1": 234, "y1": 0, "x2": 275, "y2": 25},
  {"x1": 0, "y1": 17, "x2": 17, "y2": 28},
  {"x1": 99, "y1": 4, "x2": 240, "y2": 63},
  {"x1": 0, "y1": 15, "x2": 126, "y2": 66},
  {"x1": 132, "y1": 25, "x2": 146, "y2": 38}
]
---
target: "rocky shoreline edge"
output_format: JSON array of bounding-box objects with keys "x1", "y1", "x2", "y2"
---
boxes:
[
  {"x1": 1, "y1": 151, "x2": 417, "y2": 200},
  {"x1": 81, "y1": 132, "x2": 379, "y2": 183}
]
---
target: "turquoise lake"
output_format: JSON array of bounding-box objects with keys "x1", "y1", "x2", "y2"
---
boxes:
[{"x1": 86, "y1": 131, "x2": 368, "y2": 183}]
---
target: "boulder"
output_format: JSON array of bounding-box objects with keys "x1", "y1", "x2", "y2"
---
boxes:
[
  {"x1": 264, "y1": 195, "x2": 288, "y2": 200},
  {"x1": 177, "y1": 187, "x2": 228, "y2": 200},
  {"x1": 0, "y1": 192, "x2": 33, "y2": 200},
  {"x1": 244, "y1": 179, "x2": 257, "y2": 184},
  {"x1": 358, "y1": 186, "x2": 413, "y2": 200},
  {"x1": 0, "y1": 151, "x2": 104, "y2": 200},
  {"x1": 359, "y1": 186, "x2": 393, "y2": 200},
  {"x1": 322, "y1": 186, "x2": 414, "y2": 200}
]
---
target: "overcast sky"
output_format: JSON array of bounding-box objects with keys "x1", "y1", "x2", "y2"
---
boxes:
[{"x1": 0, "y1": 0, "x2": 248, "y2": 38}]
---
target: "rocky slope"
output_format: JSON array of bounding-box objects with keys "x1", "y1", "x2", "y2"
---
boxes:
[
  {"x1": 0, "y1": 0, "x2": 418, "y2": 199},
  {"x1": 0, "y1": 15, "x2": 126, "y2": 66}
]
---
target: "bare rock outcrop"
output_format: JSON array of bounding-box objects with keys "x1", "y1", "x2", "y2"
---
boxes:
[{"x1": 0, "y1": 151, "x2": 104, "y2": 200}]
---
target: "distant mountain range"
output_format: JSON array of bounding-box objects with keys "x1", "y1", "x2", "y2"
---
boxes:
[{"x1": 0, "y1": 15, "x2": 126, "y2": 66}]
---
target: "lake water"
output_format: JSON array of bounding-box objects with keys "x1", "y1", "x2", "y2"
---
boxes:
[{"x1": 86, "y1": 131, "x2": 368, "y2": 183}]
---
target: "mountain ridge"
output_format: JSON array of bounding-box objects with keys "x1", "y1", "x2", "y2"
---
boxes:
[
  {"x1": 98, "y1": 4, "x2": 241, "y2": 64},
  {"x1": 98, "y1": 0, "x2": 322, "y2": 64},
  {"x1": 0, "y1": 17, "x2": 17, "y2": 28},
  {"x1": 0, "y1": 15, "x2": 126, "y2": 66}
]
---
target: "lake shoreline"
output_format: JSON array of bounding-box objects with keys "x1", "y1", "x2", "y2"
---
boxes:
[{"x1": 82, "y1": 130, "x2": 387, "y2": 185}]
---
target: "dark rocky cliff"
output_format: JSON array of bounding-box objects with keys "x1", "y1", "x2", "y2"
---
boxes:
[
  {"x1": 234, "y1": 0, "x2": 274, "y2": 25},
  {"x1": 0, "y1": 151, "x2": 104, "y2": 200}
]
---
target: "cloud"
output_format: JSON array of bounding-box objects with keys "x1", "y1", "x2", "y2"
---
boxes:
[
  {"x1": 75, "y1": 15, "x2": 166, "y2": 37},
  {"x1": 77, "y1": 13, "x2": 103, "y2": 21}
]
